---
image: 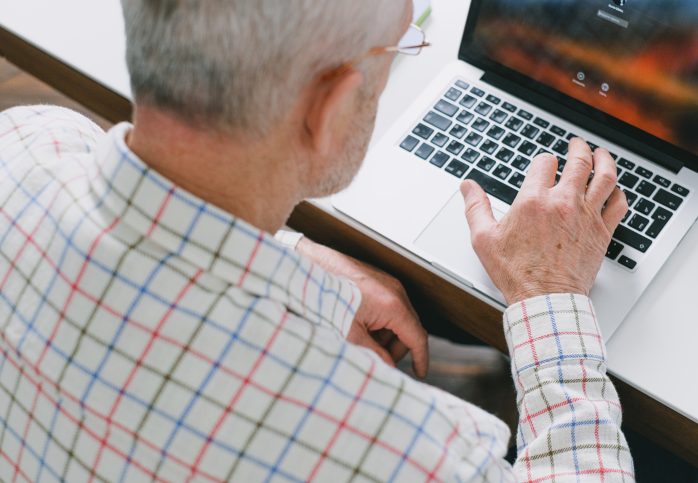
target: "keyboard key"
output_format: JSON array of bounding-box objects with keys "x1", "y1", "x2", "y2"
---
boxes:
[
  {"x1": 606, "y1": 240, "x2": 624, "y2": 260},
  {"x1": 518, "y1": 109, "x2": 533, "y2": 120},
  {"x1": 552, "y1": 139, "x2": 569, "y2": 155},
  {"x1": 588, "y1": 142, "x2": 599, "y2": 151},
  {"x1": 502, "y1": 102, "x2": 517, "y2": 113},
  {"x1": 609, "y1": 152, "x2": 619, "y2": 160},
  {"x1": 536, "y1": 132, "x2": 555, "y2": 147},
  {"x1": 490, "y1": 109, "x2": 508, "y2": 124},
  {"x1": 521, "y1": 124, "x2": 540, "y2": 139},
  {"x1": 509, "y1": 172, "x2": 526, "y2": 188},
  {"x1": 653, "y1": 175, "x2": 671, "y2": 188},
  {"x1": 635, "y1": 198, "x2": 655, "y2": 216},
  {"x1": 505, "y1": 117, "x2": 524, "y2": 131},
  {"x1": 646, "y1": 207, "x2": 672, "y2": 238},
  {"x1": 457, "y1": 111, "x2": 474, "y2": 124},
  {"x1": 622, "y1": 210, "x2": 631, "y2": 223},
  {"x1": 445, "y1": 160, "x2": 469, "y2": 178},
  {"x1": 424, "y1": 111, "x2": 452, "y2": 131},
  {"x1": 652, "y1": 207, "x2": 673, "y2": 222},
  {"x1": 636, "y1": 180, "x2": 656, "y2": 198},
  {"x1": 471, "y1": 87, "x2": 485, "y2": 97},
  {"x1": 475, "y1": 102, "x2": 493, "y2": 116},
  {"x1": 487, "y1": 126, "x2": 505, "y2": 140},
  {"x1": 415, "y1": 143, "x2": 435, "y2": 160},
  {"x1": 623, "y1": 189, "x2": 638, "y2": 207},
  {"x1": 501, "y1": 135, "x2": 521, "y2": 150},
  {"x1": 518, "y1": 141, "x2": 537, "y2": 156},
  {"x1": 614, "y1": 225, "x2": 652, "y2": 252},
  {"x1": 556, "y1": 158, "x2": 567, "y2": 173},
  {"x1": 472, "y1": 118, "x2": 490, "y2": 132},
  {"x1": 400, "y1": 136, "x2": 419, "y2": 152},
  {"x1": 533, "y1": 117, "x2": 550, "y2": 129},
  {"x1": 495, "y1": 148, "x2": 514, "y2": 163},
  {"x1": 646, "y1": 219, "x2": 669, "y2": 239},
  {"x1": 635, "y1": 166, "x2": 653, "y2": 179},
  {"x1": 445, "y1": 88, "x2": 462, "y2": 101},
  {"x1": 456, "y1": 80, "x2": 470, "y2": 90},
  {"x1": 413, "y1": 124, "x2": 434, "y2": 139},
  {"x1": 618, "y1": 158, "x2": 635, "y2": 170},
  {"x1": 566, "y1": 132, "x2": 578, "y2": 140},
  {"x1": 459, "y1": 94, "x2": 477, "y2": 109},
  {"x1": 671, "y1": 184, "x2": 690, "y2": 197},
  {"x1": 430, "y1": 151, "x2": 450, "y2": 168},
  {"x1": 536, "y1": 148, "x2": 551, "y2": 157},
  {"x1": 481, "y1": 140, "x2": 499, "y2": 155},
  {"x1": 435, "y1": 100, "x2": 459, "y2": 117},
  {"x1": 477, "y1": 157, "x2": 497, "y2": 172},
  {"x1": 618, "y1": 255, "x2": 637, "y2": 270},
  {"x1": 619, "y1": 172, "x2": 640, "y2": 189},
  {"x1": 493, "y1": 164, "x2": 512, "y2": 180},
  {"x1": 446, "y1": 140, "x2": 465, "y2": 156},
  {"x1": 461, "y1": 148, "x2": 480, "y2": 163},
  {"x1": 486, "y1": 94, "x2": 501, "y2": 105},
  {"x1": 653, "y1": 189, "x2": 683, "y2": 210},
  {"x1": 466, "y1": 169, "x2": 518, "y2": 205},
  {"x1": 465, "y1": 132, "x2": 484, "y2": 147},
  {"x1": 432, "y1": 132, "x2": 449, "y2": 147},
  {"x1": 629, "y1": 214, "x2": 650, "y2": 232},
  {"x1": 450, "y1": 124, "x2": 467, "y2": 139},
  {"x1": 550, "y1": 125, "x2": 566, "y2": 137},
  {"x1": 511, "y1": 156, "x2": 530, "y2": 172}
]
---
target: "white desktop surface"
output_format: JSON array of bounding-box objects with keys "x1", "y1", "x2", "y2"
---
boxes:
[{"x1": 1, "y1": 0, "x2": 697, "y2": 424}]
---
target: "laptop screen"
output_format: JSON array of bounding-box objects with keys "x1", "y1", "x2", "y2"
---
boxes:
[{"x1": 460, "y1": 0, "x2": 698, "y2": 164}]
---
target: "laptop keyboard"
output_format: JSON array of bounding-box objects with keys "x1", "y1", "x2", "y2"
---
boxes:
[{"x1": 399, "y1": 79, "x2": 691, "y2": 271}]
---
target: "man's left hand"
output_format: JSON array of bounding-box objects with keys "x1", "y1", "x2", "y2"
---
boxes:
[{"x1": 297, "y1": 237, "x2": 429, "y2": 378}]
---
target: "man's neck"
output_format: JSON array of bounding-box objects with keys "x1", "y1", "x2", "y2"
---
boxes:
[{"x1": 126, "y1": 106, "x2": 302, "y2": 234}]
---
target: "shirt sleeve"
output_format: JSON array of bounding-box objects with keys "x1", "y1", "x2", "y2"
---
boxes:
[{"x1": 504, "y1": 293, "x2": 635, "y2": 481}]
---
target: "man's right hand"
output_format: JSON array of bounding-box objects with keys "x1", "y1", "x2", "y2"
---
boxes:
[{"x1": 460, "y1": 138, "x2": 629, "y2": 306}]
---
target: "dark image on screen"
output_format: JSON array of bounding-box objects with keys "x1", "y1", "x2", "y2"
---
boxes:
[{"x1": 470, "y1": 0, "x2": 698, "y2": 157}]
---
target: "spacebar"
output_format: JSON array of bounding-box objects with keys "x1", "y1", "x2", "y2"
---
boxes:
[{"x1": 465, "y1": 169, "x2": 518, "y2": 205}]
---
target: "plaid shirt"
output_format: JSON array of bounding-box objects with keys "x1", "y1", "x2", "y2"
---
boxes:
[{"x1": 0, "y1": 106, "x2": 634, "y2": 482}]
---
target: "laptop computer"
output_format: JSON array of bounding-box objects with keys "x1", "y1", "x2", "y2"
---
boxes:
[{"x1": 333, "y1": 0, "x2": 698, "y2": 341}]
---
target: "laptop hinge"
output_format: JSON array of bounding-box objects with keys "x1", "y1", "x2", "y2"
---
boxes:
[{"x1": 481, "y1": 71, "x2": 684, "y2": 174}]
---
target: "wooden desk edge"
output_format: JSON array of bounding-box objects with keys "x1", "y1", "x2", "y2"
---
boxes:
[
  {"x1": 0, "y1": 25, "x2": 132, "y2": 124},
  {"x1": 2, "y1": 25, "x2": 696, "y2": 467}
]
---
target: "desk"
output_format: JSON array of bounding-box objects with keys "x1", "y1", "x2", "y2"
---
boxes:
[{"x1": 1, "y1": 0, "x2": 697, "y2": 466}]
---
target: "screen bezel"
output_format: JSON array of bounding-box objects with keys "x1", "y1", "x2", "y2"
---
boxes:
[{"x1": 458, "y1": 0, "x2": 698, "y2": 172}]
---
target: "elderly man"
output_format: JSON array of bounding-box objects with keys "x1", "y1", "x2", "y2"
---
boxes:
[{"x1": 0, "y1": 0, "x2": 635, "y2": 481}]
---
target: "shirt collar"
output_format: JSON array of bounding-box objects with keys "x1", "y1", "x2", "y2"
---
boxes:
[{"x1": 91, "y1": 123, "x2": 360, "y2": 335}]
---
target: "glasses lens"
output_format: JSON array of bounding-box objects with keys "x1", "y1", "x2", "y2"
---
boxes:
[{"x1": 397, "y1": 24, "x2": 425, "y2": 55}]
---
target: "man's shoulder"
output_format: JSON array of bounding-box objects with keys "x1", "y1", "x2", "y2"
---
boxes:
[{"x1": 0, "y1": 105, "x2": 105, "y2": 153}]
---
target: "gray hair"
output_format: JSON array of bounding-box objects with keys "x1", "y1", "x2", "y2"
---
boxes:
[{"x1": 121, "y1": 0, "x2": 401, "y2": 134}]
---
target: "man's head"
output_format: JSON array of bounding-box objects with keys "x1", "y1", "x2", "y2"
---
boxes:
[{"x1": 121, "y1": 0, "x2": 412, "y2": 199}]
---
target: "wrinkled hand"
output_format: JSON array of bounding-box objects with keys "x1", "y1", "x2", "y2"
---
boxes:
[
  {"x1": 297, "y1": 238, "x2": 429, "y2": 378},
  {"x1": 460, "y1": 138, "x2": 628, "y2": 305}
]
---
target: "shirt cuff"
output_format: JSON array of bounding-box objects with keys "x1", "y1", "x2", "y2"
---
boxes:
[
  {"x1": 503, "y1": 294, "x2": 606, "y2": 376},
  {"x1": 274, "y1": 230, "x2": 304, "y2": 250}
]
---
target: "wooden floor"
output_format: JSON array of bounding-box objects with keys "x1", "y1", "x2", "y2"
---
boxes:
[{"x1": 0, "y1": 56, "x2": 696, "y2": 480}]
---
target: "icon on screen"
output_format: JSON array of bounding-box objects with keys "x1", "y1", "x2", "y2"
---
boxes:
[
  {"x1": 577, "y1": 72, "x2": 586, "y2": 82},
  {"x1": 601, "y1": 83, "x2": 610, "y2": 93}
]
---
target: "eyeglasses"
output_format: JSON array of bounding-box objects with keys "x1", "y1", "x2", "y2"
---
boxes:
[
  {"x1": 376, "y1": 22, "x2": 431, "y2": 57},
  {"x1": 324, "y1": 24, "x2": 431, "y2": 80}
]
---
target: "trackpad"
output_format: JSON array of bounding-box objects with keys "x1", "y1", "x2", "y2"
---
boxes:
[{"x1": 414, "y1": 191, "x2": 504, "y2": 300}]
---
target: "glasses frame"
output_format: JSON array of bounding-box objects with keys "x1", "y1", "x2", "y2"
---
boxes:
[{"x1": 324, "y1": 23, "x2": 431, "y2": 80}]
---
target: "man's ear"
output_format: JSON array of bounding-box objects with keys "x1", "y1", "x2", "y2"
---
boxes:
[{"x1": 302, "y1": 67, "x2": 365, "y2": 156}]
